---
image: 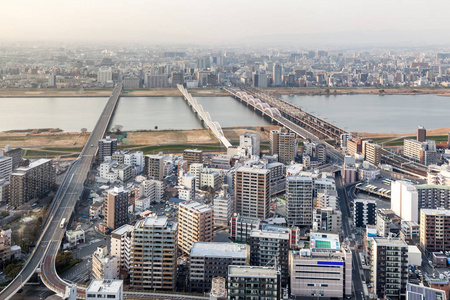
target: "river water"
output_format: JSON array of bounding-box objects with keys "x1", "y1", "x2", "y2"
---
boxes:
[
  {"x1": 282, "y1": 94, "x2": 450, "y2": 133},
  {"x1": 0, "y1": 94, "x2": 449, "y2": 133}
]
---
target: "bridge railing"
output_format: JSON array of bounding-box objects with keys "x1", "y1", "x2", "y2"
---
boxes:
[{"x1": 178, "y1": 85, "x2": 232, "y2": 148}]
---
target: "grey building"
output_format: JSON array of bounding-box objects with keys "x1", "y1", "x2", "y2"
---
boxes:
[
  {"x1": 227, "y1": 266, "x2": 281, "y2": 300},
  {"x1": 189, "y1": 242, "x2": 247, "y2": 293},
  {"x1": 286, "y1": 175, "x2": 314, "y2": 227},
  {"x1": 98, "y1": 136, "x2": 117, "y2": 163}
]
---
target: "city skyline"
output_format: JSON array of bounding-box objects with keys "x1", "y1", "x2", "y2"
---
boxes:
[{"x1": 2, "y1": 0, "x2": 450, "y2": 46}]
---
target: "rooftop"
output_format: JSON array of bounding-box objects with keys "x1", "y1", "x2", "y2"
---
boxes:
[
  {"x1": 15, "y1": 158, "x2": 52, "y2": 172},
  {"x1": 250, "y1": 229, "x2": 290, "y2": 240},
  {"x1": 228, "y1": 266, "x2": 278, "y2": 278},
  {"x1": 191, "y1": 242, "x2": 247, "y2": 258},
  {"x1": 87, "y1": 279, "x2": 123, "y2": 293},
  {"x1": 111, "y1": 224, "x2": 134, "y2": 236},
  {"x1": 180, "y1": 201, "x2": 212, "y2": 213},
  {"x1": 373, "y1": 237, "x2": 408, "y2": 247},
  {"x1": 421, "y1": 208, "x2": 450, "y2": 216}
]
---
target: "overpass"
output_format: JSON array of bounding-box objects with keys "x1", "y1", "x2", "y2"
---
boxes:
[
  {"x1": 0, "y1": 84, "x2": 123, "y2": 300},
  {"x1": 178, "y1": 84, "x2": 232, "y2": 148},
  {"x1": 225, "y1": 88, "x2": 344, "y2": 164}
]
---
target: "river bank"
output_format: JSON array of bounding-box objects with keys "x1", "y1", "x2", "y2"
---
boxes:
[{"x1": 1, "y1": 87, "x2": 449, "y2": 98}]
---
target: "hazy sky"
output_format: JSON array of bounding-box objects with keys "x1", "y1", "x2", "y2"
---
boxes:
[{"x1": 2, "y1": 0, "x2": 450, "y2": 46}]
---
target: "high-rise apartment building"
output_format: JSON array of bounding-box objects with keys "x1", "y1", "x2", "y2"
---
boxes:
[
  {"x1": 370, "y1": 238, "x2": 408, "y2": 300},
  {"x1": 104, "y1": 186, "x2": 129, "y2": 232},
  {"x1": 98, "y1": 136, "x2": 118, "y2": 163},
  {"x1": 417, "y1": 126, "x2": 427, "y2": 142},
  {"x1": 98, "y1": 68, "x2": 113, "y2": 84},
  {"x1": 171, "y1": 71, "x2": 184, "y2": 87},
  {"x1": 146, "y1": 74, "x2": 168, "y2": 88},
  {"x1": 365, "y1": 142, "x2": 382, "y2": 166},
  {"x1": 0, "y1": 153, "x2": 12, "y2": 180},
  {"x1": 178, "y1": 201, "x2": 214, "y2": 255},
  {"x1": 129, "y1": 215, "x2": 178, "y2": 290},
  {"x1": 110, "y1": 224, "x2": 133, "y2": 272},
  {"x1": 3, "y1": 145, "x2": 23, "y2": 169},
  {"x1": 420, "y1": 208, "x2": 450, "y2": 252},
  {"x1": 286, "y1": 175, "x2": 314, "y2": 227},
  {"x1": 270, "y1": 130, "x2": 297, "y2": 164},
  {"x1": 234, "y1": 166, "x2": 270, "y2": 219},
  {"x1": 391, "y1": 180, "x2": 419, "y2": 222},
  {"x1": 353, "y1": 199, "x2": 377, "y2": 228},
  {"x1": 227, "y1": 266, "x2": 281, "y2": 300},
  {"x1": 250, "y1": 228, "x2": 290, "y2": 286},
  {"x1": 239, "y1": 132, "x2": 260, "y2": 157},
  {"x1": 144, "y1": 154, "x2": 164, "y2": 181},
  {"x1": 184, "y1": 149, "x2": 203, "y2": 166},
  {"x1": 9, "y1": 159, "x2": 55, "y2": 207},
  {"x1": 213, "y1": 189, "x2": 233, "y2": 227},
  {"x1": 404, "y1": 139, "x2": 439, "y2": 166},
  {"x1": 0, "y1": 179, "x2": 9, "y2": 204},
  {"x1": 189, "y1": 242, "x2": 248, "y2": 293}
]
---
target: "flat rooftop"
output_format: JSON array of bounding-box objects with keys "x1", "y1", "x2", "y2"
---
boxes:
[
  {"x1": 87, "y1": 279, "x2": 123, "y2": 293},
  {"x1": 228, "y1": 266, "x2": 277, "y2": 278},
  {"x1": 373, "y1": 237, "x2": 408, "y2": 247},
  {"x1": 191, "y1": 242, "x2": 247, "y2": 258},
  {"x1": 111, "y1": 224, "x2": 134, "y2": 235},
  {"x1": 421, "y1": 208, "x2": 450, "y2": 216},
  {"x1": 180, "y1": 201, "x2": 212, "y2": 213}
]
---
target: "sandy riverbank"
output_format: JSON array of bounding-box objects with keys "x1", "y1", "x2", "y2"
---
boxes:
[
  {"x1": 354, "y1": 127, "x2": 450, "y2": 138},
  {"x1": 0, "y1": 87, "x2": 449, "y2": 98}
]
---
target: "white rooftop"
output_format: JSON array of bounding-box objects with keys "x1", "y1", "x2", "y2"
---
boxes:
[
  {"x1": 87, "y1": 279, "x2": 123, "y2": 293},
  {"x1": 190, "y1": 242, "x2": 247, "y2": 258},
  {"x1": 111, "y1": 224, "x2": 134, "y2": 235},
  {"x1": 180, "y1": 201, "x2": 212, "y2": 213}
]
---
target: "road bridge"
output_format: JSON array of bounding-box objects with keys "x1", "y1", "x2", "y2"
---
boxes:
[
  {"x1": 178, "y1": 84, "x2": 232, "y2": 148},
  {"x1": 0, "y1": 84, "x2": 123, "y2": 300}
]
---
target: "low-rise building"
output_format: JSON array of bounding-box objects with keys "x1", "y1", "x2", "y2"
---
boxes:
[
  {"x1": 92, "y1": 245, "x2": 120, "y2": 280},
  {"x1": 65, "y1": 229, "x2": 85, "y2": 248},
  {"x1": 86, "y1": 279, "x2": 123, "y2": 300}
]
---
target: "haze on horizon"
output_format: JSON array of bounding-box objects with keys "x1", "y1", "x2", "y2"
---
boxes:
[{"x1": 1, "y1": 0, "x2": 450, "y2": 47}]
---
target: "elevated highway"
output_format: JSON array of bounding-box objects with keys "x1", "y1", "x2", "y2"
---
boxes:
[{"x1": 0, "y1": 84, "x2": 123, "y2": 300}]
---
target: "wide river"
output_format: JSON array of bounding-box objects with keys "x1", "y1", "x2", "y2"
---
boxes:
[{"x1": 0, "y1": 94, "x2": 449, "y2": 133}]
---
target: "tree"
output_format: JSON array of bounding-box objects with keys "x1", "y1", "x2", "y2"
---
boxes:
[
  {"x1": 112, "y1": 124, "x2": 123, "y2": 133},
  {"x1": 80, "y1": 128, "x2": 87, "y2": 134},
  {"x1": 4, "y1": 262, "x2": 22, "y2": 279},
  {"x1": 154, "y1": 126, "x2": 158, "y2": 130},
  {"x1": 56, "y1": 251, "x2": 73, "y2": 272},
  {"x1": 325, "y1": 88, "x2": 330, "y2": 95},
  {"x1": 260, "y1": 127, "x2": 265, "y2": 132}
]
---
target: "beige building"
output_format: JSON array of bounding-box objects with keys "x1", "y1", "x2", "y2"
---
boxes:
[
  {"x1": 110, "y1": 224, "x2": 134, "y2": 272},
  {"x1": 103, "y1": 186, "x2": 129, "y2": 232},
  {"x1": 235, "y1": 166, "x2": 270, "y2": 219},
  {"x1": 270, "y1": 130, "x2": 297, "y2": 164},
  {"x1": 129, "y1": 215, "x2": 178, "y2": 290},
  {"x1": 178, "y1": 201, "x2": 213, "y2": 255},
  {"x1": 364, "y1": 142, "x2": 381, "y2": 166},
  {"x1": 92, "y1": 245, "x2": 120, "y2": 280},
  {"x1": 420, "y1": 208, "x2": 450, "y2": 252},
  {"x1": 0, "y1": 228, "x2": 11, "y2": 262},
  {"x1": 144, "y1": 155, "x2": 164, "y2": 181},
  {"x1": 9, "y1": 159, "x2": 55, "y2": 207}
]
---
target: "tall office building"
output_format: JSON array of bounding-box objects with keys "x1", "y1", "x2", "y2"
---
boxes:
[
  {"x1": 98, "y1": 136, "x2": 117, "y2": 163},
  {"x1": 144, "y1": 154, "x2": 164, "y2": 181},
  {"x1": 0, "y1": 153, "x2": 12, "y2": 180},
  {"x1": 273, "y1": 64, "x2": 282, "y2": 86},
  {"x1": 184, "y1": 149, "x2": 203, "y2": 166},
  {"x1": 98, "y1": 68, "x2": 113, "y2": 84},
  {"x1": 286, "y1": 175, "x2": 314, "y2": 227},
  {"x1": 234, "y1": 166, "x2": 270, "y2": 219},
  {"x1": 370, "y1": 238, "x2": 408, "y2": 300},
  {"x1": 9, "y1": 159, "x2": 55, "y2": 207},
  {"x1": 189, "y1": 242, "x2": 248, "y2": 293},
  {"x1": 178, "y1": 201, "x2": 214, "y2": 255},
  {"x1": 270, "y1": 130, "x2": 297, "y2": 164},
  {"x1": 417, "y1": 126, "x2": 427, "y2": 142},
  {"x1": 364, "y1": 142, "x2": 381, "y2": 166},
  {"x1": 104, "y1": 186, "x2": 129, "y2": 232},
  {"x1": 129, "y1": 215, "x2": 178, "y2": 290},
  {"x1": 227, "y1": 266, "x2": 281, "y2": 300},
  {"x1": 239, "y1": 132, "x2": 260, "y2": 157},
  {"x1": 353, "y1": 199, "x2": 377, "y2": 227},
  {"x1": 420, "y1": 208, "x2": 450, "y2": 252}
]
